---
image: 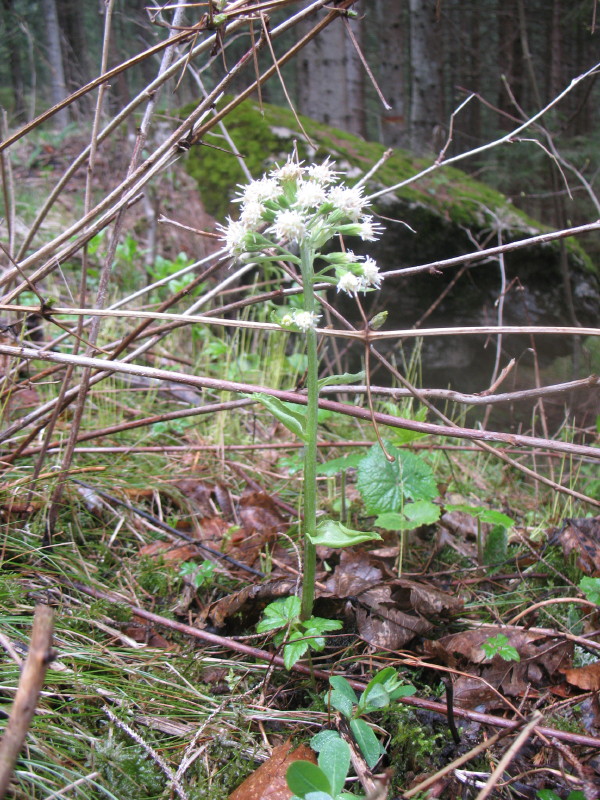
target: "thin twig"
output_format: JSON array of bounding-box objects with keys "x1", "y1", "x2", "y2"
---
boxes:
[
  {"x1": 474, "y1": 711, "x2": 542, "y2": 800},
  {"x1": 0, "y1": 605, "x2": 55, "y2": 798}
]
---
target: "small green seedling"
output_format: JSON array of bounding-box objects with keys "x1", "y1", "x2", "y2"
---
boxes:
[
  {"x1": 328, "y1": 668, "x2": 417, "y2": 768},
  {"x1": 256, "y1": 596, "x2": 342, "y2": 669},
  {"x1": 481, "y1": 633, "x2": 520, "y2": 662},
  {"x1": 537, "y1": 791, "x2": 585, "y2": 800},
  {"x1": 445, "y1": 503, "x2": 514, "y2": 566},
  {"x1": 287, "y1": 731, "x2": 358, "y2": 800},
  {"x1": 287, "y1": 669, "x2": 416, "y2": 799},
  {"x1": 179, "y1": 560, "x2": 215, "y2": 589},
  {"x1": 579, "y1": 576, "x2": 600, "y2": 605}
]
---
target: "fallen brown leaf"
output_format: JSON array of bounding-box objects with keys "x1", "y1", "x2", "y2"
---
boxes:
[
  {"x1": 225, "y1": 488, "x2": 289, "y2": 567},
  {"x1": 200, "y1": 578, "x2": 297, "y2": 629},
  {"x1": 555, "y1": 516, "x2": 600, "y2": 575},
  {"x1": 228, "y1": 741, "x2": 316, "y2": 800},
  {"x1": 424, "y1": 626, "x2": 573, "y2": 709},
  {"x1": 562, "y1": 661, "x2": 600, "y2": 691},
  {"x1": 356, "y1": 585, "x2": 432, "y2": 650},
  {"x1": 138, "y1": 541, "x2": 199, "y2": 563}
]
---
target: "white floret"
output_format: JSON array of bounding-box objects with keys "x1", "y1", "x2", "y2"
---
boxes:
[
  {"x1": 328, "y1": 185, "x2": 368, "y2": 221},
  {"x1": 240, "y1": 200, "x2": 266, "y2": 229},
  {"x1": 295, "y1": 180, "x2": 327, "y2": 209},
  {"x1": 307, "y1": 158, "x2": 338, "y2": 185},
  {"x1": 272, "y1": 158, "x2": 304, "y2": 182},
  {"x1": 293, "y1": 310, "x2": 321, "y2": 331},
  {"x1": 357, "y1": 216, "x2": 384, "y2": 242},
  {"x1": 336, "y1": 271, "x2": 362, "y2": 294},
  {"x1": 271, "y1": 209, "x2": 307, "y2": 243},
  {"x1": 360, "y1": 256, "x2": 383, "y2": 289},
  {"x1": 218, "y1": 218, "x2": 248, "y2": 257},
  {"x1": 236, "y1": 177, "x2": 280, "y2": 205}
]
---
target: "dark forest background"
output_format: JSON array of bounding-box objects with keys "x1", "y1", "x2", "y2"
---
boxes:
[{"x1": 1, "y1": 0, "x2": 598, "y2": 240}]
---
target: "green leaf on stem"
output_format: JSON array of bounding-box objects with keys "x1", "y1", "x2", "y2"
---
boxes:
[
  {"x1": 357, "y1": 444, "x2": 438, "y2": 514},
  {"x1": 251, "y1": 393, "x2": 308, "y2": 441},
  {"x1": 375, "y1": 499, "x2": 440, "y2": 531},
  {"x1": 445, "y1": 504, "x2": 514, "y2": 529},
  {"x1": 349, "y1": 718, "x2": 383, "y2": 768},
  {"x1": 328, "y1": 676, "x2": 358, "y2": 719},
  {"x1": 286, "y1": 762, "x2": 332, "y2": 797},
  {"x1": 317, "y1": 371, "x2": 365, "y2": 390},
  {"x1": 283, "y1": 632, "x2": 310, "y2": 669},
  {"x1": 316, "y1": 736, "x2": 351, "y2": 797},
  {"x1": 308, "y1": 519, "x2": 382, "y2": 548},
  {"x1": 256, "y1": 596, "x2": 301, "y2": 633}
]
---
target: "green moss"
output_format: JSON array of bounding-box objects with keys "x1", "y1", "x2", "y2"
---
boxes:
[
  {"x1": 381, "y1": 705, "x2": 445, "y2": 785},
  {"x1": 182, "y1": 99, "x2": 285, "y2": 219}
]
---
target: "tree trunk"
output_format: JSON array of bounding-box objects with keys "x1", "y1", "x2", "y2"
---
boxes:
[
  {"x1": 296, "y1": 3, "x2": 366, "y2": 138},
  {"x1": 56, "y1": 0, "x2": 92, "y2": 117},
  {"x1": 376, "y1": 0, "x2": 406, "y2": 147},
  {"x1": 40, "y1": 0, "x2": 69, "y2": 127},
  {"x1": 408, "y1": 0, "x2": 442, "y2": 155},
  {"x1": 2, "y1": 0, "x2": 26, "y2": 122}
]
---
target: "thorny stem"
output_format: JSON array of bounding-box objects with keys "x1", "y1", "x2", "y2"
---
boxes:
[{"x1": 299, "y1": 243, "x2": 319, "y2": 621}]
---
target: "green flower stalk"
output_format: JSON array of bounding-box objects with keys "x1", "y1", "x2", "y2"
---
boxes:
[{"x1": 218, "y1": 157, "x2": 384, "y2": 620}]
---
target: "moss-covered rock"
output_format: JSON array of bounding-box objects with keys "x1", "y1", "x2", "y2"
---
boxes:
[
  {"x1": 184, "y1": 97, "x2": 593, "y2": 269},
  {"x1": 183, "y1": 98, "x2": 599, "y2": 393}
]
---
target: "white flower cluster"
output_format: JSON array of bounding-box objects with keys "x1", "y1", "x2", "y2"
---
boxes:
[
  {"x1": 280, "y1": 309, "x2": 322, "y2": 332},
  {"x1": 216, "y1": 157, "x2": 385, "y2": 323}
]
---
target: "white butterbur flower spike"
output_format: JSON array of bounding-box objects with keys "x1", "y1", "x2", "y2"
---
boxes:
[
  {"x1": 218, "y1": 157, "x2": 385, "y2": 274},
  {"x1": 292, "y1": 310, "x2": 321, "y2": 332},
  {"x1": 271, "y1": 209, "x2": 307, "y2": 243}
]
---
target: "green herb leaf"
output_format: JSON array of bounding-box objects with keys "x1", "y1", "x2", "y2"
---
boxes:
[
  {"x1": 251, "y1": 393, "x2": 307, "y2": 441},
  {"x1": 256, "y1": 596, "x2": 301, "y2": 633},
  {"x1": 317, "y1": 735, "x2": 351, "y2": 796},
  {"x1": 359, "y1": 683, "x2": 390, "y2": 713},
  {"x1": 316, "y1": 453, "x2": 363, "y2": 476},
  {"x1": 357, "y1": 444, "x2": 438, "y2": 514},
  {"x1": 375, "y1": 500, "x2": 440, "y2": 531},
  {"x1": 445, "y1": 504, "x2": 514, "y2": 529},
  {"x1": 318, "y1": 371, "x2": 365, "y2": 390},
  {"x1": 349, "y1": 718, "x2": 383, "y2": 768},
  {"x1": 308, "y1": 519, "x2": 382, "y2": 548},
  {"x1": 311, "y1": 730, "x2": 343, "y2": 751},
  {"x1": 286, "y1": 762, "x2": 332, "y2": 797},
  {"x1": 329, "y1": 689, "x2": 354, "y2": 719},
  {"x1": 328, "y1": 676, "x2": 357, "y2": 719},
  {"x1": 579, "y1": 576, "x2": 600, "y2": 605},
  {"x1": 283, "y1": 633, "x2": 310, "y2": 669}
]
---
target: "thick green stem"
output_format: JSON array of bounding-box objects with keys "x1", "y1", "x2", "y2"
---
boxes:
[{"x1": 300, "y1": 245, "x2": 319, "y2": 621}]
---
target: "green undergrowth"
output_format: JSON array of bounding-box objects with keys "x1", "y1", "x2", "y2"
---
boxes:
[{"x1": 2, "y1": 282, "x2": 598, "y2": 798}]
